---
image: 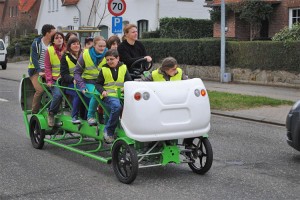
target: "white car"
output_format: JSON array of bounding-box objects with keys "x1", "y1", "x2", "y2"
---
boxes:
[{"x1": 0, "y1": 39, "x2": 7, "y2": 70}]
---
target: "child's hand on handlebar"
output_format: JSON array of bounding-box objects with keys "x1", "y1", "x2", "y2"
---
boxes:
[{"x1": 102, "y1": 91, "x2": 108, "y2": 97}]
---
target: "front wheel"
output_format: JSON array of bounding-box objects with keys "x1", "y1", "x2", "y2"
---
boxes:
[
  {"x1": 184, "y1": 137, "x2": 213, "y2": 174},
  {"x1": 112, "y1": 140, "x2": 138, "y2": 184},
  {"x1": 29, "y1": 116, "x2": 45, "y2": 149},
  {"x1": 1, "y1": 63, "x2": 7, "y2": 70}
]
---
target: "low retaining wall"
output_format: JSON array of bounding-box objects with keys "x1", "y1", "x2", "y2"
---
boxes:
[{"x1": 171, "y1": 64, "x2": 300, "y2": 88}]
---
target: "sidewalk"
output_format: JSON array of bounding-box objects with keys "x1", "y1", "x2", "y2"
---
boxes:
[
  {"x1": 1, "y1": 61, "x2": 298, "y2": 126},
  {"x1": 204, "y1": 80, "x2": 299, "y2": 126}
]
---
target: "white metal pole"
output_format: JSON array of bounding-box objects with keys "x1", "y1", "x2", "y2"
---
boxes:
[{"x1": 220, "y1": 0, "x2": 226, "y2": 82}]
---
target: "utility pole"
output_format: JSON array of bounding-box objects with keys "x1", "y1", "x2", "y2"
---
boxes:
[{"x1": 220, "y1": 0, "x2": 226, "y2": 82}]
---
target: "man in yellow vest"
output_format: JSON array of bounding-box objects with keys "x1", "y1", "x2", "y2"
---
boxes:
[
  {"x1": 95, "y1": 49, "x2": 132, "y2": 143},
  {"x1": 142, "y1": 57, "x2": 188, "y2": 81}
]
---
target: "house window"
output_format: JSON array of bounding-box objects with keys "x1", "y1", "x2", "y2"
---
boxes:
[
  {"x1": 99, "y1": 25, "x2": 108, "y2": 39},
  {"x1": 15, "y1": 6, "x2": 18, "y2": 16},
  {"x1": 52, "y1": 0, "x2": 55, "y2": 12},
  {"x1": 9, "y1": 7, "x2": 12, "y2": 17},
  {"x1": 56, "y1": 0, "x2": 59, "y2": 11},
  {"x1": 123, "y1": 20, "x2": 129, "y2": 27},
  {"x1": 48, "y1": 0, "x2": 51, "y2": 12},
  {"x1": 289, "y1": 8, "x2": 300, "y2": 28},
  {"x1": 137, "y1": 20, "x2": 148, "y2": 39}
]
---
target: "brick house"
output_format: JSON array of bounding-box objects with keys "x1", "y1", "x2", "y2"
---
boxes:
[
  {"x1": 0, "y1": 0, "x2": 41, "y2": 40},
  {"x1": 206, "y1": 0, "x2": 300, "y2": 40}
]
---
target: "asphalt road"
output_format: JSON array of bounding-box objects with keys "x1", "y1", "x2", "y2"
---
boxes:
[{"x1": 0, "y1": 78, "x2": 300, "y2": 200}]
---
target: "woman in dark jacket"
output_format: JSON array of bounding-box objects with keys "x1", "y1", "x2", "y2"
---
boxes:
[
  {"x1": 60, "y1": 37, "x2": 82, "y2": 124},
  {"x1": 117, "y1": 24, "x2": 152, "y2": 73}
]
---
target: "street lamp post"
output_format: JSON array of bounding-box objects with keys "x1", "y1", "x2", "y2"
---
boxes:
[{"x1": 220, "y1": 0, "x2": 226, "y2": 82}]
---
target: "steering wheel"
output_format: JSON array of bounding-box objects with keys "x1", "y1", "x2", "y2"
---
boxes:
[{"x1": 129, "y1": 58, "x2": 153, "y2": 79}]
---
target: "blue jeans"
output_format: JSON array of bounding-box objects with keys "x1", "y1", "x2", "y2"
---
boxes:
[
  {"x1": 49, "y1": 85, "x2": 63, "y2": 114},
  {"x1": 84, "y1": 83, "x2": 99, "y2": 119},
  {"x1": 65, "y1": 83, "x2": 81, "y2": 118},
  {"x1": 103, "y1": 96, "x2": 122, "y2": 136}
]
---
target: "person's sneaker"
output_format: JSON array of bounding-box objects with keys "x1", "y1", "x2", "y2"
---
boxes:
[
  {"x1": 72, "y1": 116, "x2": 81, "y2": 124},
  {"x1": 104, "y1": 132, "x2": 114, "y2": 144},
  {"x1": 48, "y1": 112, "x2": 55, "y2": 127},
  {"x1": 87, "y1": 118, "x2": 97, "y2": 126}
]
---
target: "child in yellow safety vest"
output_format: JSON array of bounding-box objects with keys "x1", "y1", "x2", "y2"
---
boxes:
[
  {"x1": 44, "y1": 32, "x2": 66, "y2": 127},
  {"x1": 95, "y1": 49, "x2": 132, "y2": 143},
  {"x1": 74, "y1": 36, "x2": 107, "y2": 126},
  {"x1": 142, "y1": 57, "x2": 188, "y2": 81}
]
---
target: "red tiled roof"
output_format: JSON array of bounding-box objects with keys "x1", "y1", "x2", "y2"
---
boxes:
[
  {"x1": 18, "y1": 0, "x2": 37, "y2": 12},
  {"x1": 61, "y1": 0, "x2": 79, "y2": 6}
]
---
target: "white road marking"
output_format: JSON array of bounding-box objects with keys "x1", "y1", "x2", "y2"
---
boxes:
[{"x1": 0, "y1": 98, "x2": 9, "y2": 102}]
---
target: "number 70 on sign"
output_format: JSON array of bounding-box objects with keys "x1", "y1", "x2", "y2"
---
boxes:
[{"x1": 108, "y1": 0, "x2": 127, "y2": 16}]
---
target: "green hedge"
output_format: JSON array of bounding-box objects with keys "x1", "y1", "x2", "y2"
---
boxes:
[
  {"x1": 159, "y1": 18, "x2": 213, "y2": 39},
  {"x1": 142, "y1": 38, "x2": 220, "y2": 65},
  {"x1": 142, "y1": 39, "x2": 300, "y2": 73},
  {"x1": 227, "y1": 41, "x2": 300, "y2": 72}
]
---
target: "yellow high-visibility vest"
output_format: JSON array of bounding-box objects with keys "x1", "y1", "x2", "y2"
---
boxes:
[
  {"x1": 102, "y1": 64, "x2": 127, "y2": 98},
  {"x1": 48, "y1": 46, "x2": 60, "y2": 77},
  {"x1": 66, "y1": 55, "x2": 75, "y2": 76},
  {"x1": 82, "y1": 49, "x2": 106, "y2": 80},
  {"x1": 152, "y1": 68, "x2": 182, "y2": 81}
]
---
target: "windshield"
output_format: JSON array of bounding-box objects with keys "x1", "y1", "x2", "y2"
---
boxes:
[{"x1": 0, "y1": 41, "x2": 4, "y2": 50}]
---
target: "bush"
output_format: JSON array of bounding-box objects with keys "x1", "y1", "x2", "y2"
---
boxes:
[
  {"x1": 272, "y1": 22, "x2": 300, "y2": 41},
  {"x1": 227, "y1": 41, "x2": 300, "y2": 72},
  {"x1": 141, "y1": 38, "x2": 300, "y2": 73},
  {"x1": 159, "y1": 18, "x2": 213, "y2": 39},
  {"x1": 141, "y1": 38, "x2": 220, "y2": 65},
  {"x1": 142, "y1": 30, "x2": 160, "y2": 39}
]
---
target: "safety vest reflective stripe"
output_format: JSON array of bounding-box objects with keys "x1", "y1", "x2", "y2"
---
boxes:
[
  {"x1": 102, "y1": 64, "x2": 127, "y2": 98},
  {"x1": 85, "y1": 66, "x2": 98, "y2": 70},
  {"x1": 104, "y1": 82, "x2": 124, "y2": 87},
  {"x1": 152, "y1": 68, "x2": 182, "y2": 81},
  {"x1": 66, "y1": 55, "x2": 75, "y2": 76},
  {"x1": 82, "y1": 49, "x2": 106, "y2": 80},
  {"x1": 28, "y1": 57, "x2": 34, "y2": 69},
  {"x1": 106, "y1": 89, "x2": 116, "y2": 93},
  {"x1": 48, "y1": 46, "x2": 60, "y2": 77}
]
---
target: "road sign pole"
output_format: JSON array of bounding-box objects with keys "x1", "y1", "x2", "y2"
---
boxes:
[{"x1": 220, "y1": 0, "x2": 226, "y2": 83}]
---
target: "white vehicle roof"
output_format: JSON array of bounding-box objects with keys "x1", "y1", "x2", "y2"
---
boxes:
[{"x1": 121, "y1": 78, "x2": 211, "y2": 142}]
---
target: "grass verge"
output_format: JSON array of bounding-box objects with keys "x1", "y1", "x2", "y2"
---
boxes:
[{"x1": 208, "y1": 90, "x2": 294, "y2": 111}]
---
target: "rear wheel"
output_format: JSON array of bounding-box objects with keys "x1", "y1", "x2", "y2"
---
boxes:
[
  {"x1": 184, "y1": 137, "x2": 213, "y2": 174},
  {"x1": 29, "y1": 116, "x2": 45, "y2": 149},
  {"x1": 112, "y1": 140, "x2": 138, "y2": 184}
]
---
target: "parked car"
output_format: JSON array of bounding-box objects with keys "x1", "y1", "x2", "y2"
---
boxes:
[
  {"x1": 286, "y1": 101, "x2": 300, "y2": 151},
  {"x1": 0, "y1": 39, "x2": 7, "y2": 70}
]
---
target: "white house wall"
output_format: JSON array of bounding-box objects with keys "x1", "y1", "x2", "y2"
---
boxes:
[{"x1": 36, "y1": 0, "x2": 210, "y2": 37}]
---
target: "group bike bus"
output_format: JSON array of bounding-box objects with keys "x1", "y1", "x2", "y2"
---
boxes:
[{"x1": 19, "y1": 58, "x2": 213, "y2": 184}]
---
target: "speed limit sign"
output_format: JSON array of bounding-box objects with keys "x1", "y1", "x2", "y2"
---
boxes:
[{"x1": 108, "y1": 0, "x2": 126, "y2": 16}]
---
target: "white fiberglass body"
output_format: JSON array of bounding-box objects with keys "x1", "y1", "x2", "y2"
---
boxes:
[{"x1": 121, "y1": 78, "x2": 211, "y2": 142}]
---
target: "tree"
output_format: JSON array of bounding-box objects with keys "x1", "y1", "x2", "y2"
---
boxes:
[{"x1": 231, "y1": 0, "x2": 273, "y2": 41}]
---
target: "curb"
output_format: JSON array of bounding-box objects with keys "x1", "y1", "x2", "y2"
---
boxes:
[{"x1": 211, "y1": 110, "x2": 285, "y2": 127}]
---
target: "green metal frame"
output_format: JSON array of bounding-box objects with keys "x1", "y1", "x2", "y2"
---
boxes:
[{"x1": 21, "y1": 75, "x2": 210, "y2": 167}]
